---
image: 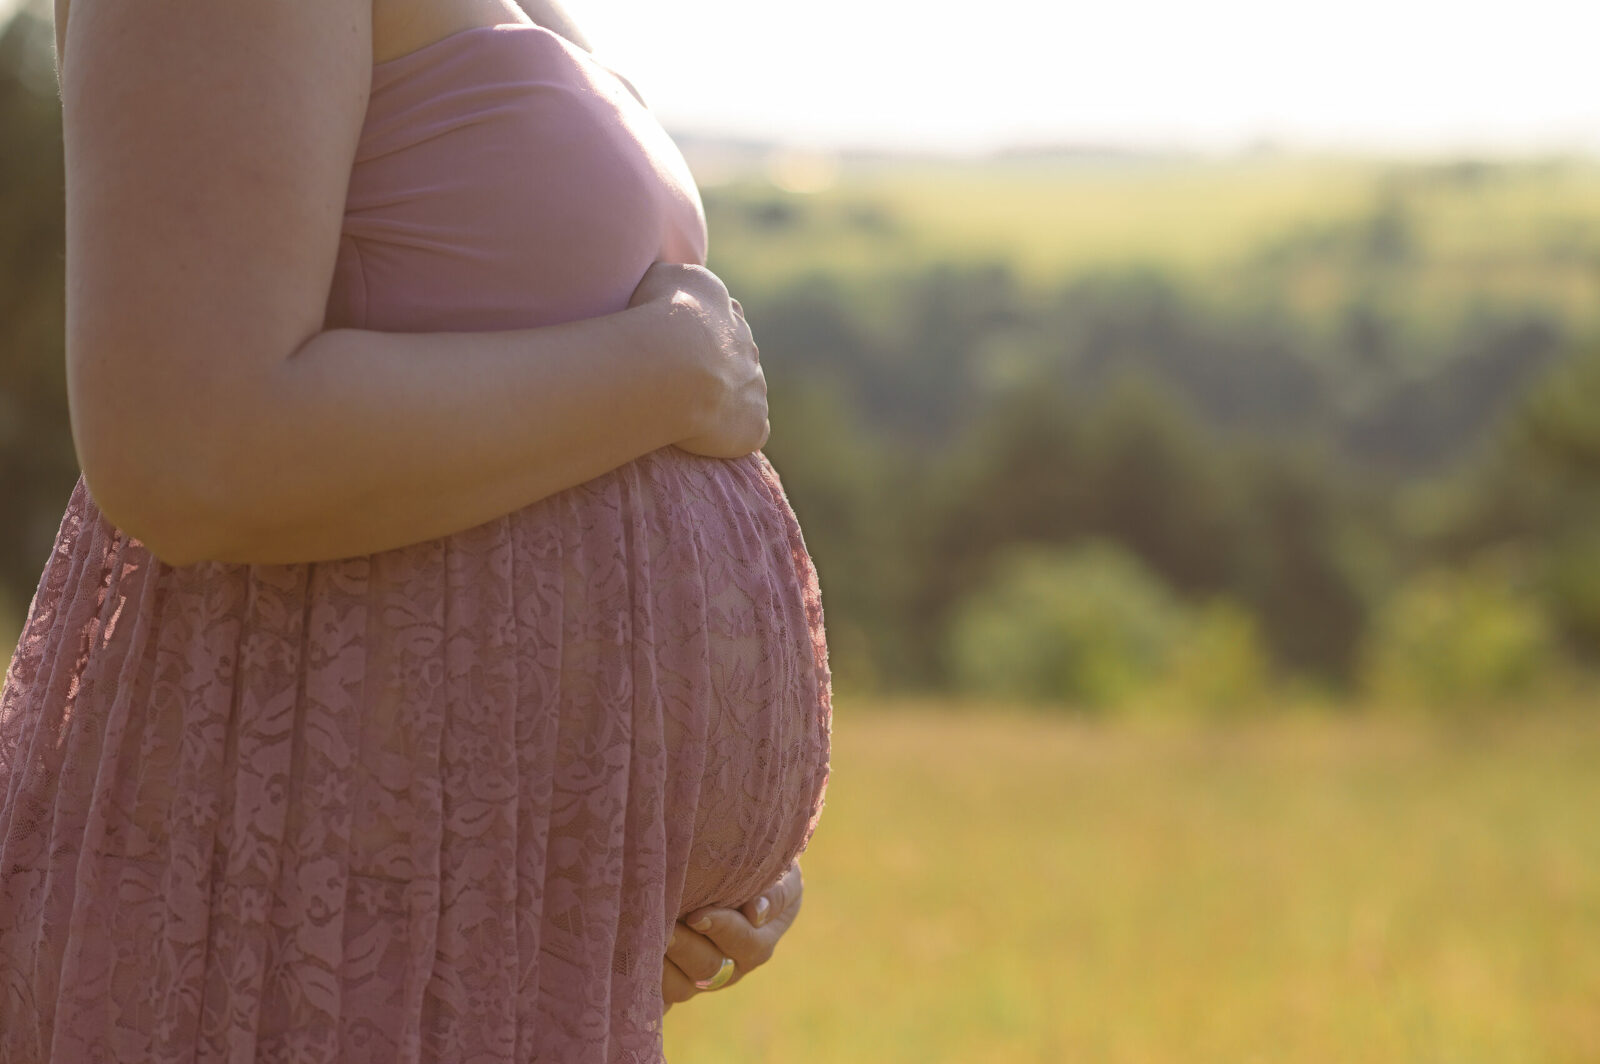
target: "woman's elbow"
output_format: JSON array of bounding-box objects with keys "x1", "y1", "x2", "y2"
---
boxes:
[{"x1": 75, "y1": 420, "x2": 236, "y2": 568}]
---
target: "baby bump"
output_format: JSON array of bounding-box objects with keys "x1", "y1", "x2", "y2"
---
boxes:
[
  {"x1": 615, "y1": 447, "x2": 833, "y2": 915},
  {"x1": 345, "y1": 444, "x2": 832, "y2": 917},
  {"x1": 0, "y1": 458, "x2": 829, "y2": 1056},
  {"x1": 21, "y1": 449, "x2": 830, "y2": 958}
]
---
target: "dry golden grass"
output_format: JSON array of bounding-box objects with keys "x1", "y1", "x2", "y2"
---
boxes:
[{"x1": 665, "y1": 696, "x2": 1600, "y2": 1063}]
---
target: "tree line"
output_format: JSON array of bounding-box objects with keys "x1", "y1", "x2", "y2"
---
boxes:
[{"x1": 4, "y1": 6, "x2": 1597, "y2": 708}]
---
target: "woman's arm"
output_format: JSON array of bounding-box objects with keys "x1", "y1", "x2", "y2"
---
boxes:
[
  {"x1": 173, "y1": 296, "x2": 732, "y2": 566},
  {"x1": 59, "y1": 0, "x2": 762, "y2": 567}
]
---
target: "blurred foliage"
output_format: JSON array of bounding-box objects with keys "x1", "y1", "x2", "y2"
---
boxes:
[
  {"x1": 0, "y1": 4, "x2": 75, "y2": 611},
  {"x1": 1357, "y1": 555, "x2": 1565, "y2": 709},
  {"x1": 3, "y1": 2, "x2": 1600, "y2": 710},
  {"x1": 945, "y1": 540, "x2": 1188, "y2": 710},
  {"x1": 723, "y1": 170, "x2": 1598, "y2": 703},
  {"x1": 1158, "y1": 598, "x2": 1274, "y2": 715},
  {"x1": 944, "y1": 540, "x2": 1274, "y2": 713},
  {"x1": 1424, "y1": 343, "x2": 1600, "y2": 665}
]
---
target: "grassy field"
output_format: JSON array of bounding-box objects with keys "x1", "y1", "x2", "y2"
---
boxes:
[
  {"x1": 3, "y1": 623, "x2": 1595, "y2": 1060},
  {"x1": 665, "y1": 697, "x2": 1600, "y2": 1064},
  {"x1": 705, "y1": 157, "x2": 1372, "y2": 286},
  {"x1": 701, "y1": 155, "x2": 1600, "y2": 323}
]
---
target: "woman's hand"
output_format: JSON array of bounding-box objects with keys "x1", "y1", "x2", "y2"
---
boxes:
[
  {"x1": 661, "y1": 858, "x2": 804, "y2": 1011},
  {"x1": 628, "y1": 262, "x2": 769, "y2": 459}
]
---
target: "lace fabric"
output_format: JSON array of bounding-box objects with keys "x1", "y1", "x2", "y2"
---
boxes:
[{"x1": 0, "y1": 444, "x2": 832, "y2": 1062}]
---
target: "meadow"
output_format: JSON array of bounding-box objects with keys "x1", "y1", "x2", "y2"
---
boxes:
[
  {"x1": 701, "y1": 153, "x2": 1600, "y2": 322},
  {"x1": 665, "y1": 698, "x2": 1600, "y2": 1064}
]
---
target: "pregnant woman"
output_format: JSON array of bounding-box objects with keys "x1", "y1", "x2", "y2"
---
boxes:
[{"x1": 0, "y1": 0, "x2": 832, "y2": 1060}]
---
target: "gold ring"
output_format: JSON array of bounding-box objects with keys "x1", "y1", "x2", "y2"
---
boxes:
[{"x1": 694, "y1": 956, "x2": 736, "y2": 991}]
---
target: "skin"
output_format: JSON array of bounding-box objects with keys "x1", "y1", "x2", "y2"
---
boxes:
[
  {"x1": 55, "y1": 0, "x2": 801, "y2": 1008},
  {"x1": 663, "y1": 859, "x2": 805, "y2": 1011}
]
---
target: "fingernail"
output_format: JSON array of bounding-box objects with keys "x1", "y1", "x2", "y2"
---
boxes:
[
  {"x1": 691, "y1": 915, "x2": 712, "y2": 932},
  {"x1": 753, "y1": 896, "x2": 770, "y2": 926}
]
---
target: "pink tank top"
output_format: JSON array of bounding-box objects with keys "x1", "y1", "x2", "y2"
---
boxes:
[{"x1": 324, "y1": 22, "x2": 709, "y2": 333}]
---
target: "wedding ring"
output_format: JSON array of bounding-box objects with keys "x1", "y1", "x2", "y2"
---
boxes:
[{"x1": 694, "y1": 955, "x2": 736, "y2": 991}]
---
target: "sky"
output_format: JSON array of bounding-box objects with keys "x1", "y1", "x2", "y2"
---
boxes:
[
  {"x1": 577, "y1": 0, "x2": 1600, "y2": 156},
  {"x1": 8, "y1": 0, "x2": 1596, "y2": 156}
]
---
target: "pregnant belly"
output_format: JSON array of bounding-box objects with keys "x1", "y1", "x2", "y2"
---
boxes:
[
  {"x1": 24, "y1": 450, "x2": 829, "y2": 949},
  {"x1": 519, "y1": 445, "x2": 834, "y2": 916},
  {"x1": 0, "y1": 452, "x2": 830, "y2": 1060}
]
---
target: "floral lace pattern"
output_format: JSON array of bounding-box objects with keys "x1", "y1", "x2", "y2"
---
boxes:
[{"x1": 0, "y1": 447, "x2": 832, "y2": 1062}]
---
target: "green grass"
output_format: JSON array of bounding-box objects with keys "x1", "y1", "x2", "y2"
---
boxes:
[{"x1": 665, "y1": 697, "x2": 1600, "y2": 1063}]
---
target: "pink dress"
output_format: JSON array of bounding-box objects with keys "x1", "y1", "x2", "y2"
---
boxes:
[{"x1": 0, "y1": 23, "x2": 832, "y2": 1064}]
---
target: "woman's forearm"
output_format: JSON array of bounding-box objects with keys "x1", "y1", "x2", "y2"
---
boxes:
[{"x1": 117, "y1": 302, "x2": 704, "y2": 566}]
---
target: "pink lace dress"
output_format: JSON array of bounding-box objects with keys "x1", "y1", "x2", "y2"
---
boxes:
[{"x1": 0, "y1": 23, "x2": 831, "y2": 1064}]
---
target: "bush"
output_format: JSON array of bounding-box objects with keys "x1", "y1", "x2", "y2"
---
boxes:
[
  {"x1": 1358, "y1": 556, "x2": 1564, "y2": 708},
  {"x1": 1542, "y1": 536, "x2": 1600, "y2": 661},
  {"x1": 1159, "y1": 598, "x2": 1275, "y2": 714},
  {"x1": 945, "y1": 541, "x2": 1188, "y2": 710}
]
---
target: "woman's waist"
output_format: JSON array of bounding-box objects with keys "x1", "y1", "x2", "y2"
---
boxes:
[{"x1": 73, "y1": 448, "x2": 823, "y2": 655}]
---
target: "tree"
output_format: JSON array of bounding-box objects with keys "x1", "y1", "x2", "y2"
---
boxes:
[{"x1": 1, "y1": 1, "x2": 78, "y2": 618}]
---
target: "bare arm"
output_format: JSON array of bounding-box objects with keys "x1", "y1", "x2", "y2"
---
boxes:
[
  {"x1": 60, "y1": 0, "x2": 761, "y2": 567},
  {"x1": 189, "y1": 305, "x2": 709, "y2": 566}
]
